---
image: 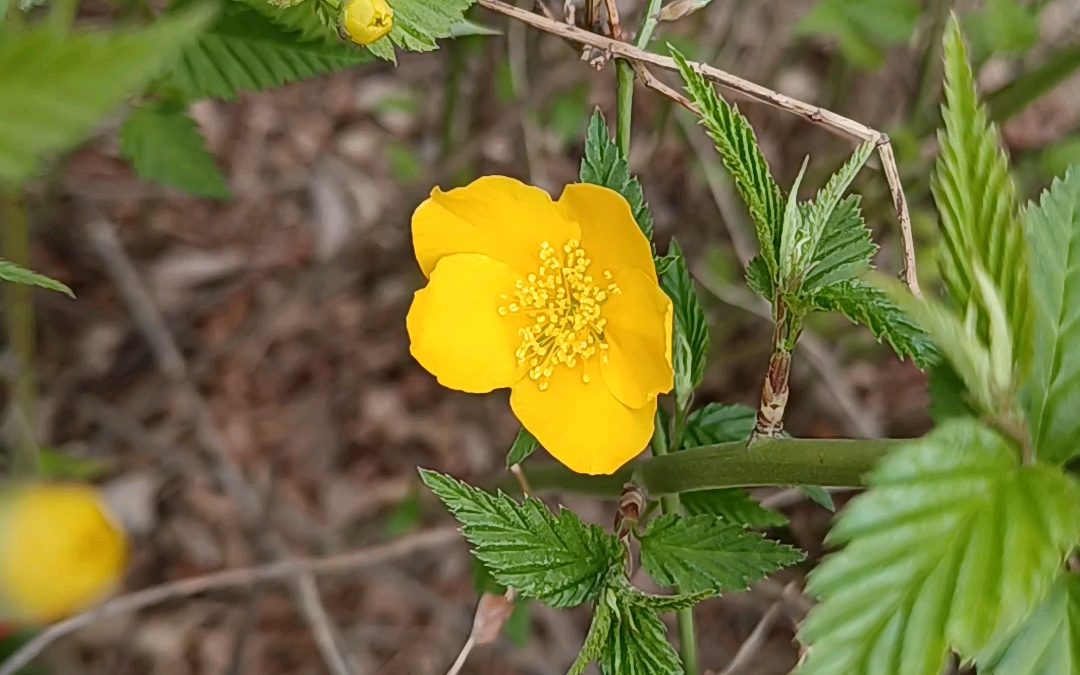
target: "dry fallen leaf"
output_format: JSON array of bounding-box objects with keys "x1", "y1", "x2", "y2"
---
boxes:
[{"x1": 471, "y1": 591, "x2": 516, "y2": 645}]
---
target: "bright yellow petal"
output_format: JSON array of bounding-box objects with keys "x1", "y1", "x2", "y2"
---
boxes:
[
  {"x1": 407, "y1": 253, "x2": 528, "y2": 393},
  {"x1": 600, "y1": 268, "x2": 674, "y2": 408},
  {"x1": 557, "y1": 183, "x2": 656, "y2": 282},
  {"x1": 0, "y1": 483, "x2": 128, "y2": 623},
  {"x1": 510, "y1": 359, "x2": 655, "y2": 475},
  {"x1": 412, "y1": 176, "x2": 581, "y2": 278}
]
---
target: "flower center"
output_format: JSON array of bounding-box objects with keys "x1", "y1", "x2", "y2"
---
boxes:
[{"x1": 498, "y1": 239, "x2": 620, "y2": 391}]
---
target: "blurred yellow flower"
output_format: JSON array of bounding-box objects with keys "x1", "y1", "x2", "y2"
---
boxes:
[
  {"x1": 0, "y1": 483, "x2": 128, "y2": 623},
  {"x1": 342, "y1": 0, "x2": 393, "y2": 45},
  {"x1": 407, "y1": 177, "x2": 673, "y2": 475}
]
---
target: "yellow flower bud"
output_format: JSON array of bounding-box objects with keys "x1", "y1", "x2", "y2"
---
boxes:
[
  {"x1": 343, "y1": 0, "x2": 393, "y2": 45},
  {"x1": 0, "y1": 483, "x2": 128, "y2": 623}
]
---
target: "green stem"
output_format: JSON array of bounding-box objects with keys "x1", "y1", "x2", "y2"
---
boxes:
[
  {"x1": 1, "y1": 185, "x2": 38, "y2": 477},
  {"x1": 516, "y1": 437, "x2": 903, "y2": 498},
  {"x1": 613, "y1": 0, "x2": 664, "y2": 157}
]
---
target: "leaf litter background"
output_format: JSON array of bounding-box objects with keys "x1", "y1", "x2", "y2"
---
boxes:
[{"x1": 11, "y1": 0, "x2": 1080, "y2": 672}]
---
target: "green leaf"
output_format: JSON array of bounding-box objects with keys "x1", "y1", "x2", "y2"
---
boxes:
[
  {"x1": 931, "y1": 16, "x2": 1032, "y2": 374},
  {"x1": 672, "y1": 46, "x2": 783, "y2": 277},
  {"x1": 120, "y1": 98, "x2": 229, "y2": 199},
  {"x1": 979, "y1": 574, "x2": 1080, "y2": 675},
  {"x1": 778, "y1": 156, "x2": 810, "y2": 284},
  {"x1": 661, "y1": 239, "x2": 708, "y2": 394},
  {"x1": 0, "y1": 259, "x2": 72, "y2": 297},
  {"x1": 927, "y1": 361, "x2": 978, "y2": 423},
  {"x1": 964, "y1": 0, "x2": 1037, "y2": 62},
  {"x1": 420, "y1": 469, "x2": 620, "y2": 608},
  {"x1": 1023, "y1": 167, "x2": 1080, "y2": 465},
  {"x1": 568, "y1": 598, "x2": 613, "y2": 675},
  {"x1": 447, "y1": 18, "x2": 501, "y2": 37},
  {"x1": 167, "y1": 0, "x2": 369, "y2": 100},
  {"x1": 805, "y1": 278, "x2": 935, "y2": 368},
  {"x1": 505, "y1": 426, "x2": 539, "y2": 468},
  {"x1": 638, "y1": 513, "x2": 803, "y2": 594},
  {"x1": 0, "y1": 4, "x2": 216, "y2": 183},
  {"x1": 795, "y1": 0, "x2": 919, "y2": 70},
  {"x1": 798, "y1": 485, "x2": 835, "y2": 512},
  {"x1": 579, "y1": 109, "x2": 654, "y2": 241},
  {"x1": 38, "y1": 447, "x2": 113, "y2": 480},
  {"x1": 745, "y1": 254, "x2": 774, "y2": 300},
  {"x1": 677, "y1": 403, "x2": 788, "y2": 527},
  {"x1": 237, "y1": 0, "x2": 340, "y2": 43},
  {"x1": 599, "y1": 591, "x2": 683, "y2": 675},
  {"x1": 988, "y1": 45, "x2": 1080, "y2": 122},
  {"x1": 802, "y1": 195, "x2": 877, "y2": 292},
  {"x1": 800, "y1": 142, "x2": 874, "y2": 278},
  {"x1": 622, "y1": 586, "x2": 713, "y2": 614},
  {"x1": 384, "y1": 0, "x2": 475, "y2": 52},
  {"x1": 798, "y1": 420, "x2": 1080, "y2": 674}
]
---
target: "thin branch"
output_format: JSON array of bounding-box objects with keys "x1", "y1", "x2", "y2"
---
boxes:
[
  {"x1": 0, "y1": 528, "x2": 461, "y2": 675},
  {"x1": 475, "y1": 0, "x2": 920, "y2": 294}
]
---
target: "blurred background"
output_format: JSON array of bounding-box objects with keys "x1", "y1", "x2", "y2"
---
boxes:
[{"x1": 5, "y1": 0, "x2": 1080, "y2": 672}]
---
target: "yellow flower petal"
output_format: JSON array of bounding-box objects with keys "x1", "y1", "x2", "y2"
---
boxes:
[
  {"x1": 408, "y1": 253, "x2": 529, "y2": 393},
  {"x1": 412, "y1": 176, "x2": 580, "y2": 278},
  {"x1": 0, "y1": 483, "x2": 127, "y2": 623},
  {"x1": 510, "y1": 359, "x2": 656, "y2": 475},
  {"x1": 557, "y1": 183, "x2": 656, "y2": 283},
  {"x1": 600, "y1": 268, "x2": 674, "y2": 408}
]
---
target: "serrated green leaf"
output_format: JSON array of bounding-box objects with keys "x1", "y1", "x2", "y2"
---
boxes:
[
  {"x1": 677, "y1": 403, "x2": 788, "y2": 527},
  {"x1": 931, "y1": 17, "x2": 1032, "y2": 374},
  {"x1": 364, "y1": 35, "x2": 395, "y2": 60},
  {"x1": 745, "y1": 254, "x2": 774, "y2": 300},
  {"x1": 0, "y1": 4, "x2": 215, "y2": 183},
  {"x1": 237, "y1": 0, "x2": 340, "y2": 43},
  {"x1": 798, "y1": 419, "x2": 1080, "y2": 675},
  {"x1": 120, "y1": 98, "x2": 229, "y2": 199},
  {"x1": 779, "y1": 156, "x2": 810, "y2": 284},
  {"x1": 568, "y1": 598, "x2": 613, "y2": 675},
  {"x1": 801, "y1": 195, "x2": 876, "y2": 291},
  {"x1": 672, "y1": 47, "x2": 783, "y2": 277},
  {"x1": 799, "y1": 485, "x2": 835, "y2": 512},
  {"x1": 506, "y1": 426, "x2": 538, "y2": 468},
  {"x1": 167, "y1": 0, "x2": 369, "y2": 100},
  {"x1": 979, "y1": 574, "x2": 1080, "y2": 675},
  {"x1": 619, "y1": 581, "x2": 713, "y2": 613},
  {"x1": 799, "y1": 143, "x2": 873, "y2": 281},
  {"x1": 661, "y1": 239, "x2": 708, "y2": 394},
  {"x1": 638, "y1": 513, "x2": 803, "y2": 594},
  {"x1": 805, "y1": 278, "x2": 935, "y2": 367},
  {"x1": 579, "y1": 109, "x2": 654, "y2": 241},
  {"x1": 420, "y1": 469, "x2": 620, "y2": 608},
  {"x1": 599, "y1": 592, "x2": 683, "y2": 675},
  {"x1": 1023, "y1": 167, "x2": 1080, "y2": 465},
  {"x1": 385, "y1": 0, "x2": 474, "y2": 52},
  {"x1": 0, "y1": 259, "x2": 73, "y2": 297},
  {"x1": 988, "y1": 45, "x2": 1080, "y2": 122}
]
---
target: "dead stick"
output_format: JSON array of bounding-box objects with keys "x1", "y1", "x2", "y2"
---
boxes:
[
  {"x1": 475, "y1": 0, "x2": 920, "y2": 296},
  {"x1": 0, "y1": 528, "x2": 461, "y2": 675}
]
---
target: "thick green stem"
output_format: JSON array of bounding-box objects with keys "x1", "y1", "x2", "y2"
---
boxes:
[
  {"x1": 1, "y1": 185, "x2": 38, "y2": 477},
  {"x1": 613, "y1": 0, "x2": 664, "y2": 157},
  {"x1": 516, "y1": 437, "x2": 903, "y2": 498}
]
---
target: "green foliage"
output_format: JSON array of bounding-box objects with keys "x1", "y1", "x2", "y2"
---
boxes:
[
  {"x1": 0, "y1": 260, "x2": 72, "y2": 297},
  {"x1": 805, "y1": 279, "x2": 934, "y2": 367},
  {"x1": 988, "y1": 45, "x2": 1080, "y2": 122},
  {"x1": 238, "y1": 0, "x2": 340, "y2": 43},
  {"x1": 964, "y1": 0, "x2": 1038, "y2": 62},
  {"x1": 505, "y1": 426, "x2": 538, "y2": 467},
  {"x1": 677, "y1": 403, "x2": 788, "y2": 527},
  {"x1": 931, "y1": 17, "x2": 1032, "y2": 374},
  {"x1": 799, "y1": 143, "x2": 874, "y2": 278},
  {"x1": 745, "y1": 254, "x2": 774, "y2": 300},
  {"x1": 799, "y1": 420, "x2": 1080, "y2": 675},
  {"x1": 1023, "y1": 167, "x2": 1080, "y2": 465},
  {"x1": 599, "y1": 590, "x2": 684, "y2": 675},
  {"x1": 621, "y1": 586, "x2": 713, "y2": 614},
  {"x1": 661, "y1": 239, "x2": 709, "y2": 401},
  {"x1": 0, "y1": 3, "x2": 215, "y2": 183},
  {"x1": 927, "y1": 362, "x2": 977, "y2": 423},
  {"x1": 795, "y1": 0, "x2": 919, "y2": 70},
  {"x1": 800, "y1": 196, "x2": 876, "y2": 292},
  {"x1": 580, "y1": 109, "x2": 654, "y2": 241},
  {"x1": 420, "y1": 469, "x2": 620, "y2": 608},
  {"x1": 38, "y1": 446, "x2": 113, "y2": 480},
  {"x1": 167, "y1": 0, "x2": 369, "y2": 100},
  {"x1": 638, "y1": 513, "x2": 803, "y2": 594},
  {"x1": 120, "y1": 97, "x2": 229, "y2": 199},
  {"x1": 567, "y1": 597, "x2": 613, "y2": 675},
  {"x1": 778, "y1": 157, "x2": 810, "y2": 285},
  {"x1": 979, "y1": 574, "x2": 1080, "y2": 675},
  {"x1": 384, "y1": 0, "x2": 475, "y2": 52},
  {"x1": 671, "y1": 47, "x2": 783, "y2": 278}
]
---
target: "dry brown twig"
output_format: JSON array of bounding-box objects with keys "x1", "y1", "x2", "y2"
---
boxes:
[
  {"x1": 475, "y1": 0, "x2": 921, "y2": 296},
  {"x1": 0, "y1": 528, "x2": 462, "y2": 675}
]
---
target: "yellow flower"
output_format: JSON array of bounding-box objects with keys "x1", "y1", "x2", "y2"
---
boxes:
[
  {"x1": 0, "y1": 483, "x2": 128, "y2": 623},
  {"x1": 407, "y1": 177, "x2": 674, "y2": 475},
  {"x1": 342, "y1": 0, "x2": 393, "y2": 45}
]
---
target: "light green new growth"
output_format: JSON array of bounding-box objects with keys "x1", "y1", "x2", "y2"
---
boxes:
[
  {"x1": 0, "y1": 260, "x2": 72, "y2": 297},
  {"x1": 978, "y1": 574, "x2": 1080, "y2": 675},
  {"x1": 580, "y1": 110, "x2": 655, "y2": 241}
]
